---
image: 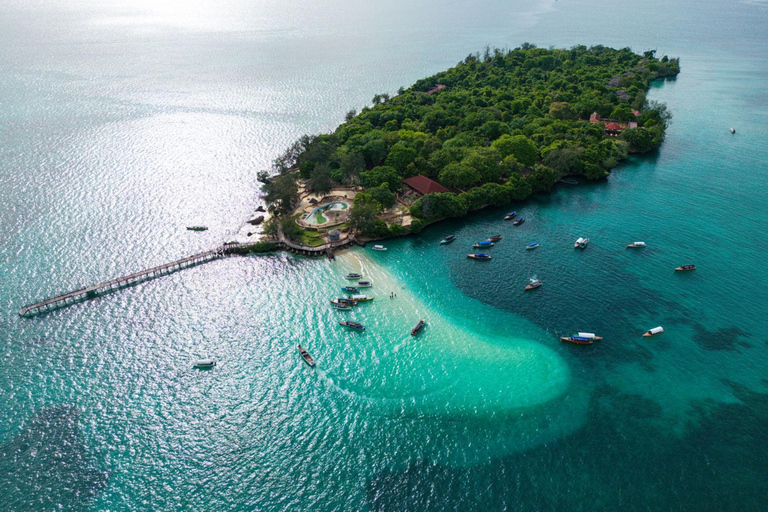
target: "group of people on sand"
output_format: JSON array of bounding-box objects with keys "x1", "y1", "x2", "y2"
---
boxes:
[{"x1": 389, "y1": 292, "x2": 397, "y2": 299}]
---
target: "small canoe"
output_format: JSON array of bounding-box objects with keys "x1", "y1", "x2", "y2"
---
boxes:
[
  {"x1": 340, "y1": 321, "x2": 366, "y2": 331},
  {"x1": 473, "y1": 241, "x2": 494, "y2": 248},
  {"x1": 513, "y1": 217, "x2": 525, "y2": 226},
  {"x1": 526, "y1": 243, "x2": 539, "y2": 250},
  {"x1": 561, "y1": 336, "x2": 593, "y2": 345},
  {"x1": 440, "y1": 235, "x2": 457, "y2": 244},
  {"x1": 193, "y1": 359, "x2": 216, "y2": 368},
  {"x1": 187, "y1": 226, "x2": 208, "y2": 231},
  {"x1": 346, "y1": 273, "x2": 362, "y2": 280},
  {"x1": 627, "y1": 242, "x2": 646, "y2": 248},
  {"x1": 356, "y1": 281, "x2": 372, "y2": 288},
  {"x1": 504, "y1": 211, "x2": 517, "y2": 220},
  {"x1": 675, "y1": 265, "x2": 696, "y2": 272},
  {"x1": 643, "y1": 326, "x2": 665, "y2": 337},
  {"x1": 411, "y1": 319, "x2": 425, "y2": 336},
  {"x1": 467, "y1": 253, "x2": 492, "y2": 260},
  {"x1": 298, "y1": 345, "x2": 316, "y2": 367},
  {"x1": 342, "y1": 286, "x2": 359, "y2": 293},
  {"x1": 525, "y1": 279, "x2": 542, "y2": 290},
  {"x1": 487, "y1": 235, "x2": 502, "y2": 242}
]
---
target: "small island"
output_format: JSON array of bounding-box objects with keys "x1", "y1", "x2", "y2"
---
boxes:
[{"x1": 256, "y1": 44, "x2": 679, "y2": 250}]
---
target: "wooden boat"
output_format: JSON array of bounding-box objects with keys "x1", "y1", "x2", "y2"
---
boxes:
[
  {"x1": 526, "y1": 242, "x2": 539, "y2": 250},
  {"x1": 574, "y1": 237, "x2": 589, "y2": 249},
  {"x1": 675, "y1": 264, "x2": 696, "y2": 272},
  {"x1": 560, "y1": 178, "x2": 579, "y2": 185},
  {"x1": 193, "y1": 359, "x2": 216, "y2": 368},
  {"x1": 356, "y1": 281, "x2": 372, "y2": 288},
  {"x1": 576, "y1": 332, "x2": 603, "y2": 341},
  {"x1": 411, "y1": 319, "x2": 425, "y2": 336},
  {"x1": 513, "y1": 217, "x2": 525, "y2": 226},
  {"x1": 342, "y1": 286, "x2": 359, "y2": 293},
  {"x1": 440, "y1": 235, "x2": 457, "y2": 244},
  {"x1": 643, "y1": 326, "x2": 665, "y2": 337},
  {"x1": 332, "y1": 303, "x2": 352, "y2": 311},
  {"x1": 730, "y1": 127, "x2": 736, "y2": 134},
  {"x1": 525, "y1": 278, "x2": 542, "y2": 290},
  {"x1": 336, "y1": 298, "x2": 358, "y2": 305},
  {"x1": 298, "y1": 344, "x2": 316, "y2": 367},
  {"x1": 349, "y1": 294, "x2": 374, "y2": 302},
  {"x1": 504, "y1": 211, "x2": 517, "y2": 220},
  {"x1": 467, "y1": 253, "x2": 492, "y2": 260},
  {"x1": 346, "y1": 273, "x2": 362, "y2": 280},
  {"x1": 473, "y1": 241, "x2": 494, "y2": 249},
  {"x1": 186, "y1": 226, "x2": 208, "y2": 231},
  {"x1": 560, "y1": 336, "x2": 593, "y2": 345},
  {"x1": 372, "y1": 245, "x2": 387, "y2": 251},
  {"x1": 627, "y1": 241, "x2": 646, "y2": 248},
  {"x1": 340, "y1": 321, "x2": 366, "y2": 331},
  {"x1": 486, "y1": 235, "x2": 502, "y2": 242}
]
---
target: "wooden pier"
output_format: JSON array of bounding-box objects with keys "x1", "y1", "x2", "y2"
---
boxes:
[{"x1": 18, "y1": 248, "x2": 225, "y2": 317}]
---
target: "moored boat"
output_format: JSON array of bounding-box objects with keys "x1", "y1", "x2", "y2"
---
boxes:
[
  {"x1": 337, "y1": 298, "x2": 358, "y2": 305},
  {"x1": 525, "y1": 278, "x2": 542, "y2": 290},
  {"x1": 346, "y1": 273, "x2": 362, "y2": 280},
  {"x1": 372, "y1": 245, "x2": 387, "y2": 251},
  {"x1": 675, "y1": 264, "x2": 696, "y2": 272},
  {"x1": 473, "y1": 241, "x2": 494, "y2": 248},
  {"x1": 440, "y1": 235, "x2": 457, "y2": 244},
  {"x1": 411, "y1": 319, "x2": 425, "y2": 336},
  {"x1": 467, "y1": 253, "x2": 492, "y2": 260},
  {"x1": 340, "y1": 321, "x2": 366, "y2": 331},
  {"x1": 643, "y1": 326, "x2": 665, "y2": 337},
  {"x1": 349, "y1": 294, "x2": 374, "y2": 302},
  {"x1": 187, "y1": 226, "x2": 208, "y2": 231},
  {"x1": 730, "y1": 127, "x2": 736, "y2": 134},
  {"x1": 560, "y1": 336, "x2": 593, "y2": 345},
  {"x1": 332, "y1": 303, "x2": 352, "y2": 311},
  {"x1": 513, "y1": 217, "x2": 525, "y2": 226},
  {"x1": 627, "y1": 241, "x2": 646, "y2": 248},
  {"x1": 560, "y1": 178, "x2": 579, "y2": 185},
  {"x1": 526, "y1": 242, "x2": 539, "y2": 250},
  {"x1": 576, "y1": 332, "x2": 603, "y2": 341},
  {"x1": 486, "y1": 234, "x2": 502, "y2": 242},
  {"x1": 504, "y1": 211, "x2": 517, "y2": 220},
  {"x1": 342, "y1": 286, "x2": 359, "y2": 293},
  {"x1": 356, "y1": 280, "x2": 372, "y2": 288},
  {"x1": 193, "y1": 359, "x2": 216, "y2": 368},
  {"x1": 298, "y1": 344, "x2": 316, "y2": 367},
  {"x1": 574, "y1": 237, "x2": 589, "y2": 249}
]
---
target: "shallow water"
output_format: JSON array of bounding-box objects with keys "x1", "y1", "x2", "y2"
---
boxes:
[{"x1": 1, "y1": 0, "x2": 768, "y2": 510}]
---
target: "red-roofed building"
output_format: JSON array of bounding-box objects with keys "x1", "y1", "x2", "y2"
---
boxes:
[
  {"x1": 402, "y1": 175, "x2": 451, "y2": 196},
  {"x1": 589, "y1": 112, "x2": 601, "y2": 123},
  {"x1": 632, "y1": 109, "x2": 641, "y2": 117},
  {"x1": 426, "y1": 84, "x2": 446, "y2": 95},
  {"x1": 604, "y1": 122, "x2": 622, "y2": 131}
]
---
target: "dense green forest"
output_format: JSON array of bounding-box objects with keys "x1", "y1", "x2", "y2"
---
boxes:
[{"x1": 261, "y1": 44, "x2": 679, "y2": 238}]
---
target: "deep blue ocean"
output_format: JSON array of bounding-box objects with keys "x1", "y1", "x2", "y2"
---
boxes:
[{"x1": 1, "y1": 0, "x2": 768, "y2": 510}]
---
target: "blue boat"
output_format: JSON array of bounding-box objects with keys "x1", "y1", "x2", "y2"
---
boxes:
[
  {"x1": 504, "y1": 211, "x2": 517, "y2": 220},
  {"x1": 513, "y1": 217, "x2": 525, "y2": 226},
  {"x1": 473, "y1": 240, "x2": 494, "y2": 248},
  {"x1": 526, "y1": 242, "x2": 539, "y2": 250},
  {"x1": 467, "y1": 253, "x2": 492, "y2": 260},
  {"x1": 342, "y1": 286, "x2": 359, "y2": 293}
]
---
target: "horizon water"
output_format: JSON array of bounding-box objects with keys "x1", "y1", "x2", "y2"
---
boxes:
[{"x1": 1, "y1": 0, "x2": 768, "y2": 510}]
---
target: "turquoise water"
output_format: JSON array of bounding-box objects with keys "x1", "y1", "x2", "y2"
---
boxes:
[
  {"x1": 305, "y1": 202, "x2": 349, "y2": 226},
  {"x1": 1, "y1": 0, "x2": 768, "y2": 510}
]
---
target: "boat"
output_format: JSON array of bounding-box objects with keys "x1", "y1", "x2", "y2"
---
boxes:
[
  {"x1": 186, "y1": 226, "x2": 208, "y2": 231},
  {"x1": 730, "y1": 127, "x2": 736, "y2": 134},
  {"x1": 643, "y1": 326, "x2": 665, "y2": 337},
  {"x1": 345, "y1": 273, "x2": 362, "y2": 280},
  {"x1": 411, "y1": 319, "x2": 425, "y2": 336},
  {"x1": 560, "y1": 178, "x2": 579, "y2": 185},
  {"x1": 574, "y1": 237, "x2": 589, "y2": 249},
  {"x1": 193, "y1": 359, "x2": 216, "y2": 368},
  {"x1": 513, "y1": 217, "x2": 525, "y2": 226},
  {"x1": 337, "y1": 298, "x2": 358, "y2": 305},
  {"x1": 342, "y1": 286, "x2": 359, "y2": 293},
  {"x1": 372, "y1": 245, "x2": 387, "y2": 251},
  {"x1": 298, "y1": 344, "x2": 316, "y2": 367},
  {"x1": 486, "y1": 234, "x2": 502, "y2": 242},
  {"x1": 332, "y1": 303, "x2": 352, "y2": 311},
  {"x1": 467, "y1": 253, "x2": 492, "y2": 260},
  {"x1": 560, "y1": 336, "x2": 593, "y2": 345},
  {"x1": 576, "y1": 332, "x2": 603, "y2": 341},
  {"x1": 473, "y1": 241, "x2": 494, "y2": 248},
  {"x1": 504, "y1": 211, "x2": 517, "y2": 220},
  {"x1": 340, "y1": 321, "x2": 366, "y2": 331},
  {"x1": 440, "y1": 235, "x2": 457, "y2": 244},
  {"x1": 349, "y1": 294, "x2": 374, "y2": 302},
  {"x1": 526, "y1": 242, "x2": 539, "y2": 250},
  {"x1": 627, "y1": 241, "x2": 646, "y2": 248},
  {"x1": 675, "y1": 264, "x2": 696, "y2": 272},
  {"x1": 356, "y1": 281, "x2": 373, "y2": 288},
  {"x1": 525, "y1": 278, "x2": 542, "y2": 290}
]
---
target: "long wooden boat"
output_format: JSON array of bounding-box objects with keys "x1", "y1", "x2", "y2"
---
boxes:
[
  {"x1": 576, "y1": 332, "x2": 603, "y2": 341},
  {"x1": 504, "y1": 211, "x2": 517, "y2": 220},
  {"x1": 560, "y1": 336, "x2": 593, "y2": 345},
  {"x1": 467, "y1": 253, "x2": 492, "y2": 260},
  {"x1": 298, "y1": 344, "x2": 316, "y2": 367},
  {"x1": 643, "y1": 326, "x2": 665, "y2": 337},
  {"x1": 340, "y1": 321, "x2": 366, "y2": 331},
  {"x1": 411, "y1": 319, "x2": 425, "y2": 336},
  {"x1": 349, "y1": 294, "x2": 374, "y2": 302},
  {"x1": 186, "y1": 226, "x2": 208, "y2": 231},
  {"x1": 627, "y1": 241, "x2": 646, "y2": 248},
  {"x1": 675, "y1": 265, "x2": 696, "y2": 272},
  {"x1": 525, "y1": 279, "x2": 542, "y2": 290},
  {"x1": 356, "y1": 281, "x2": 373, "y2": 288},
  {"x1": 486, "y1": 234, "x2": 502, "y2": 242},
  {"x1": 513, "y1": 217, "x2": 525, "y2": 226},
  {"x1": 346, "y1": 273, "x2": 362, "y2": 280},
  {"x1": 342, "y1": 286, "x2": 359, "y2": 293},
  {"x1": 332, "y1": 303, "x2": 351, "y2": 311},
  {"x1": 440, "y1": 235, "x2": 457, "y2": 244},
  {"x1": 193, "y1": 359, "x2": 216, "y2": 368}
]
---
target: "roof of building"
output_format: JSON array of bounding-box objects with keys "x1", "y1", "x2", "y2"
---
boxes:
[
  {"x1": 604, "y1": 122, "x2": 623, "y2": 131},
  {"x1": 328, "y1": 229, "x2": 341, "y2": 235},
  {"x1": 402, "y1": 175, "x2": 451, "y2": 195}
]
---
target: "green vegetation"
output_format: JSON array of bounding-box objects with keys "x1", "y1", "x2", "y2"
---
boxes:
[{"x1": 262, "y1": 44, "x2": 679, "y2": 236}]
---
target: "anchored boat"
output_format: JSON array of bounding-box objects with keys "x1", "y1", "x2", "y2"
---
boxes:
[
  {"x1": 298, "y1": 344, "x2": 316, "y2": 367},
  {"x1": 627, "y1": 241, "x2": 646, "y2": 248},
  {"x1": 193, "y1": 359, "x2": 216, "y2": 368},
  {"x1": 332, "y1": 303, "x2": 352, "y2": 311},
  {"x1": 411, "y1": 319, "x2": 425, "y2": 336},
  {"x1": 486, "y1": 235, "x2": 502, "y2": 242},
  {"x1": 525, "y1": 278, "x2": 542, "y2": 290},
  {"x1": 346, "y1": 273, "x2": 362, "y2": 280},
  {"x1": 342, "y1": 286, "x2": 359, "y2": 293},
  {"x1": 467, "y1": 253, "x2": 492, "y2": 260},
  {"x1": 643, "y1": 326, "x2": 665, "y2": 337},
  {"x1": 349, "y1": 294, "x2": 374, "y2": 302},
  {"x1": 513, "y1": 217, "x2": 525, "y2": 226},
  {"x1": 340, "y1": 321, "x2": 366, "y2": 331},
  {"x1": 440, "y1": 235, "x2": 457, "y2": 244},
  {"x1": 372, "y1": 245, "x2": 387, "y2": 251},
  {"x1": 331, "y1": 298, "x2": 358, "y2": 306},
  {"x1": 560, "y1": 336, "x2": 593, "y2": 345},
  {"x1": 504, "y1": 211, "x2": 517, "y2": 220},
  {"x1": 356, "y1": 280, "x2": 372, "y2": 288},
  {"x1": 186, "y1": 226, "x2": 208, "y2": 231},
  {"x1": 574, "y1": 237, "x2": 589, "y2": 249},
  {"x1": 473, "y1": 241, "x2": 494, "y2": 249},
  {"x1": 675, "y1": 264, "x2": 696, "y2": 272},
  {"x1": 526, "y1": 242, "x2": 539, "y2": 250}
]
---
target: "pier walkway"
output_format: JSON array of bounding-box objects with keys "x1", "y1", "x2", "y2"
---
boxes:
[{"x1": 19, "y1": 248, "x2": 225, "y2": 317}]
